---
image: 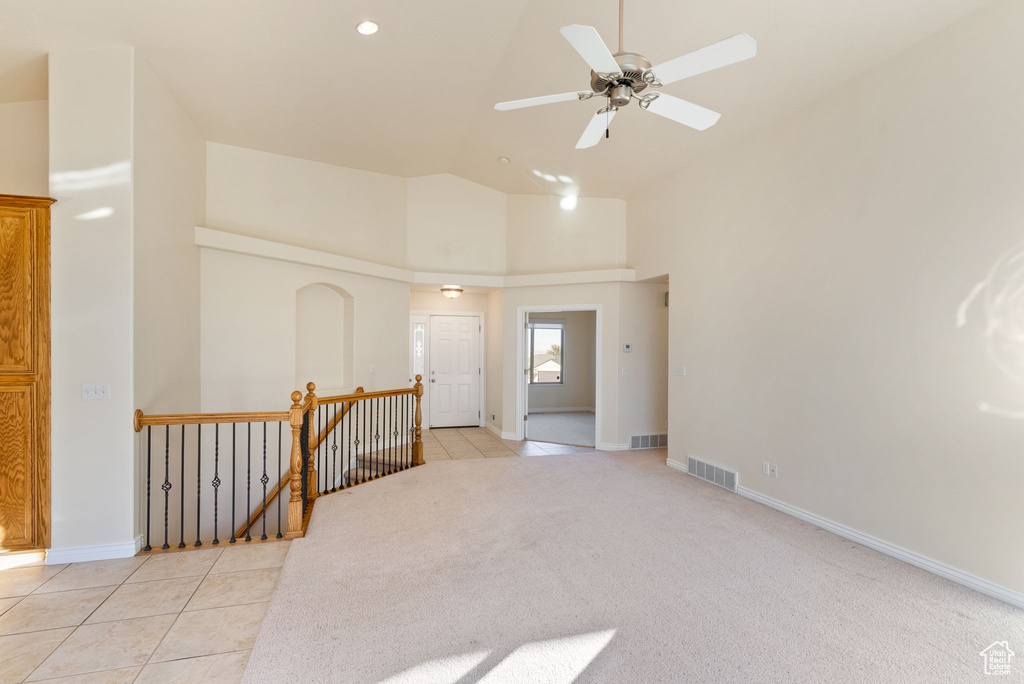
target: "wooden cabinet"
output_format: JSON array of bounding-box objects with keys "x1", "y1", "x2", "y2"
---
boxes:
[{"x1": 0, "y1": 194, "x2": 53, "y2": 551}]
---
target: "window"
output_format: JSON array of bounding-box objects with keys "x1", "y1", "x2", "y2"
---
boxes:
[{"x1": 528, "y1": 320, "x2": 564, "y2": 384}]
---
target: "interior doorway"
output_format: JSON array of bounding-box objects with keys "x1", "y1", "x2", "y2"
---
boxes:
[{"x1": 520, "y1": 307, "x2": 599, "y2": 447}]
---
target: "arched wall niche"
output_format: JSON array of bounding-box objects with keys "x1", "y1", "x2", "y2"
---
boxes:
[{"x1": 295, "y1": 282, "x2": 354, "y2": 394}]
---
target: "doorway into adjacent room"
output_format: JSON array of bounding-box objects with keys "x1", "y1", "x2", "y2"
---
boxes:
[{"x1": 523, "y1": 310, "x2": 597, "y2": 447}]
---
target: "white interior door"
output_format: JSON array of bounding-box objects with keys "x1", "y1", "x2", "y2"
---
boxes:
[{"x1": 429, "y1": 315, "x2": 480, "y2": 428}]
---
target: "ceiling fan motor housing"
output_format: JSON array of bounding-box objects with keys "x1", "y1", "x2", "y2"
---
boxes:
[{"x1": 590, "y1": 51, "x2": 652, "y2": 106}]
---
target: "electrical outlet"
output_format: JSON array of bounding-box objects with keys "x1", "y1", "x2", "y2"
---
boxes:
[
  {"x1": 770, "y1": 463, "x2": 778, "y2": 478},
  {"x1": 82, "y1": 383, "x2": 110, "y2": 401},
  {"x1": 762, "y1": 461, "x2": 770, "y2": 475}
]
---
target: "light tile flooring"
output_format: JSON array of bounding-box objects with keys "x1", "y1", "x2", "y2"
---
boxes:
[
  {"x1": 0, "y1": 541, "x2": 289, "y2": 683},
  {"x1": 421, "y1": 427, "x2": 597, "y2": 460}
]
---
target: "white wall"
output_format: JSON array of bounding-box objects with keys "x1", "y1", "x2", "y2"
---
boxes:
[
  {"x1": 486, "y1": 290, "x2": 503, "y2": 432},
  {"x1": 618, "y1": 283, "x2": 669, "y2": 437},
  {"x1": 528, "y1": 311, "x2": 596, "y2": 412},
  {"x1": 506, "y1": 196, "x2": 626, "y2": 275},
  {"x1": 206, "y1": 143, "x2": 408, "y2": 267},
  {"x1": 628, "y1": 0, "x2": 1024, "y2": 593},
  {"x1": 49, "y1": 47, "x2": 136, "y2": 552},
  {"x1": 407, "y1": 174, "x2": 506, "y2": 275},
  {"x1": 133, "y1": 58, "x2": 205, "y2": 414},
  {"x1": 0, "y1": 100, "x2": 48, "y2": 197},
  {"x1": 201, "y1": 249, "x2": 409, "y2": 413}
]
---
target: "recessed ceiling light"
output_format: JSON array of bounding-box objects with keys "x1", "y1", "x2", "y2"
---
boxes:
[
  {"x1": 542, "y1": 174, "x2": 557, "y2": 182},
  {"x1": 498, "y1": 157, "x2": 510, "y2": 165},
  {"x1": 557, "y1": 175, "x2": 573, "y2": 183},
  {"x1": 356, "y1": 20, "x2": 379, "y2": 35},
  {"x1": 560, "y1": 195, "x2": 578, "y2": 210},
  {"x1": 532, "y1": 169, "x2": 543, "y2": 177}
]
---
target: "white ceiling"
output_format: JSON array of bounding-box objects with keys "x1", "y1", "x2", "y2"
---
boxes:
[{"x1": 0, "y1": 0, "x2": 992, "y2": 199}]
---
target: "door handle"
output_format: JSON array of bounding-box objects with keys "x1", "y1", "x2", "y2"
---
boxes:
[{"x1": 430, "y1": 379, "x2": 436, "y2": 382}]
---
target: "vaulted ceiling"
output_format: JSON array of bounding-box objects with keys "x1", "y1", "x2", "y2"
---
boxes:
[{"x1": 0, "y1": 0, "x2": 992, "y2": 198}]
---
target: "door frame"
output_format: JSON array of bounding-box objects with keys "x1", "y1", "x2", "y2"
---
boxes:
[
  {"x1": 515, "y1": 304, "x2": 602, "y2": 444},
  {"x1": 410, "y1": 311, "x2": 486, "y2": 430}
]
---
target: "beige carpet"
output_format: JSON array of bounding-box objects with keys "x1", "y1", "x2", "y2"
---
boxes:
[
  {"x1": 244, "y1": 450, "x2": 1023, "y2": 683},
  {"x1": 526, "y1": 411, "x2": 595, "y2": 447}
]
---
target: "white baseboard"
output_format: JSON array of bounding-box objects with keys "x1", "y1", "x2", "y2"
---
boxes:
[
  {"x1": 597, "y1": 442, "x2": 630, "y2": 452},
  {"x1": 733, "y1": 486, "x2": 1024, "y2": 610},
  {"x1": 666, "y1": 458, "x2": 688, "y2": 473},
  {"x1": 667, "y1": 459, "x2": 1023, "y2": 609},
  {"x1": 485, "y1": 424, "x2": 503, "y2": 439},
  {"x1": 527, "y1": 407, "x2": 595, "y2": 414},
  {"x1": 47, "y1": 535, "x2": 144, "y2": 565}
]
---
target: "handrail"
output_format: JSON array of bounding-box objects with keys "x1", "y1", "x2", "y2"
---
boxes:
[
  {"x1": 237, "y1": 388, "x2": 363, "y2": 540},
  {"x1": 134, "y1": 409, "x2": 288, "y2": 431},
  {"x1": 317, "y1": 386, "x2": 418, "y2": 405}
]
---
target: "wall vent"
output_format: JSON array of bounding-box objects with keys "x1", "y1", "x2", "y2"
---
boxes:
[
  {"x1": 630, "y1": 434, "x2": 668, "y2": 449},
  {"x1": 686, "y1": 456, "x2": 738, "y2": 493}
]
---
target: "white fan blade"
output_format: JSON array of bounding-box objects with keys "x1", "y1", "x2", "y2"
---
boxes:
[
  {"x1": 560, "y1": 25, "x2": 622, "y2": 76},
  {"x1": 576, "y1": 109, "x2": 617, "y2": 149},
  {"x1": 495, "y1": 91, "x2": 591, "y2": 111},
  {"x1": 652, "y1": 34, "x2": 757, "y2": 85},
  {"x1": 644, "y1": 94, "x2": 720, "y2": 131}
]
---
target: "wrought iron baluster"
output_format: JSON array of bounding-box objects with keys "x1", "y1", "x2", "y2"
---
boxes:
[
  {"x1": 354, "y1": 400, "x2": 362, "y2": 483},
  {"x1": 277, "y1": 422, "x2": 283, "y2": 538},
  {"x1": 179, "y1": 425, "x2": 185, "y2": 548},
  {"x1": 331, "y1": 402, "x2": 338, "y2": 493},
  {"x1": 144, "y1": 426, "x2": 152, "y2": 552},
  {"x1": 261, "y1": 422, "x2": 269, "y2": 540},
  {"x1": 195, "y1": 424, "x2": 202, "y2": 547},
  {"x1": 347, "y1": 399, "x2": 353, "y2": 486},
  {"x1": 162, "y1": 425, "x2": 171, "y2": 549},
  {"x1": 245, "y1": 422, "x2": 252, "y2": 542},
  {"x1": 212, "y1": 424, "x2": 221, "y2": 545},
  {"x1": 230, "y1": 424, "x2": 237, "y2": 544},
  {"x1": 374, "y1": 397, "x2": 381, "y2": 478},
  {"x1": 392, "y1": 395, "x2": 399, "y2": 472}
]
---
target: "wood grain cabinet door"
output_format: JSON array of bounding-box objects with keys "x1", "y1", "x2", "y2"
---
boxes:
[{"x1": 0, "y1": 196, "x2": 53, "y2": 551}]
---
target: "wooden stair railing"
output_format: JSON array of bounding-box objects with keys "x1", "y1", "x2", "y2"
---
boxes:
[
  {"x1": 134, "y1": 377, "x2": 424, "y2": 553},
  {"x1": 235, "y1": 387, "x2": 364, "y2": 540}
]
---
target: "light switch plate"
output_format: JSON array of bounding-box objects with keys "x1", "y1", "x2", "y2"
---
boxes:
[
  {"x1": 673, "y1": 367, "x2": 686, "y2": 376},
  {"x1": 82, "y1": 383, "x2": 110, "y2": 401},
  {"x1": 622, "y1": 343, "x2": 632, "y2": 353}
]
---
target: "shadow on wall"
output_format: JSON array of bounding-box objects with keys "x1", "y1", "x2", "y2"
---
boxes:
[{"x1": 296, "y1": 282, "x2": 354, "y2": 394}]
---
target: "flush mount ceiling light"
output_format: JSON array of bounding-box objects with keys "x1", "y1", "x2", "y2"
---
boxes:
[
  {"x1": 355, "y1": 20, "x2": 379, "y2": 35},
  {"x1": 441, "y1": 285, "x2": 464, "y2": 300}
]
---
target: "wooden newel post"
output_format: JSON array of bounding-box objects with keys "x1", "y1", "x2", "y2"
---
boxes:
[
  {"x1": 304, "y1": 382, "x2": 319, "y2": 502},
  {"x1": 412, "y1": 374, "x2": 425, "y2": 466},
  {"x1": 285, "y1": 391, "x2": 305, "y2": 539}
]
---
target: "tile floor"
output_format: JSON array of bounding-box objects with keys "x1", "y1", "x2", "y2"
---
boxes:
[
  {"x1": 421, "y1": 426, "x2": 596, "y2": 460},
  {"x1": 0, "y1": 541, "x2": 289, "y2": 683}
]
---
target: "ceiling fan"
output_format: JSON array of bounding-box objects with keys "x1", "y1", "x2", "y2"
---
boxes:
[{"x1": 494, "y1": 0, "x2": 756, "y2": 149}]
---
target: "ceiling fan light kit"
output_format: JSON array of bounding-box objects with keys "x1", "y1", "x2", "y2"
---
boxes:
[{"x1": 494, "y1": 0, "x2": 756, "y2": 149}]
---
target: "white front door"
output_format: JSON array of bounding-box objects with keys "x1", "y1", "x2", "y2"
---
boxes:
[{"x1": 429, "y1": 315, "x2": 480, "y2": 428}]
